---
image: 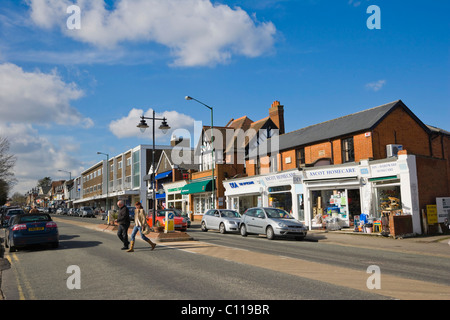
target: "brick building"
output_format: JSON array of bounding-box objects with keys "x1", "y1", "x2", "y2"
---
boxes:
[{"x1": 224, "y1": 100, "x2": 449, "y2": 234}]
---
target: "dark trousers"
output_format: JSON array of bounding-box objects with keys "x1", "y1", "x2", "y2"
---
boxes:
[{"x1": 117, "y1": 223, "x2": 130, "y2": 247}]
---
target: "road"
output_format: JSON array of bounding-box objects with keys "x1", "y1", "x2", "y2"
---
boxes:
[{"x1": 1, "y1": 215, "x2": 449, "y2": 305}]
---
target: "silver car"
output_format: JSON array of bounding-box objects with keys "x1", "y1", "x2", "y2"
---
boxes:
[
  {"x1": 201, "y1": 209, "x2": 241, "y2": 234},
  {"x1": 240, "y1": 207, "x2": 307, "y2": 240}
]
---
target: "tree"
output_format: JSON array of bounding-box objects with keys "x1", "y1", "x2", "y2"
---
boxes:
[
  {"x1": 0, "y1": 137, "x2": 16, "y2": 183},
  {"x1": 0, "y1": 137, "x2": 16, "y2": 203},
  {"x1": 38, "y1": 177, "x2": 52, "y2": 188},
  {"x1": 11, "y1": 192, "x2": 27, "y2": 207}
]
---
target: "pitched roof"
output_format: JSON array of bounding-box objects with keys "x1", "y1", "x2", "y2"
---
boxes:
[{"x1": 278, "y1": 100, "x2": 430, "y2": 151}]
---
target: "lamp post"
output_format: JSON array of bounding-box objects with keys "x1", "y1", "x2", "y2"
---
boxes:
[
  {"x1": 185, "y1": 96, "x2": 215, "y2": 209},
  {"x1": 58, "y1": 169, "x2": 72, "y2": 180},
  {"x1": 97, "y1": 151, "x2": 110, "y2": 224},
  {"x1": 137, "y1": 110, "x2": 171, "y2": 230}
]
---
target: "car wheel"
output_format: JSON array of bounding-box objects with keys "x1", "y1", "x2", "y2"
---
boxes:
[
  {"x1": 201, "y1": 221, "x2": 208, "y2": 232},
  {"x1": 266, "y1": 226, "x2": 275, "y2": 240},
  {"x1": 240, "y1": 224, "x2": 247, "y2": 237},
  {"x1": 219, "y1": 223, "x2": 226, "y2": 234}
]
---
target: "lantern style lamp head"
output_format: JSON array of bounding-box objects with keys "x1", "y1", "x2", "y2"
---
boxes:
[
  {"x1": 137, "y1": 117, "x2": 150, "y2": 133},
  {"x1": 159, "y1": 118, "x2": 171, "y2": 134}
]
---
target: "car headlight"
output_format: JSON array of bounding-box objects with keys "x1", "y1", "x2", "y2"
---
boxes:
[
  {"x1": 278, "y1": 222, "x2": 287, "y2": 228},
  {"x1": 227, "y1": 221, "x2": 236, "y2": 225}
]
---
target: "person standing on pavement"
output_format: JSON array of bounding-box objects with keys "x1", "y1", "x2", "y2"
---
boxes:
[
  {"x1": 127, "y1": 202, "x2": 156, "y2": 252},
  {"x1": 116, "y1": 200, "x2": 130, "y2": 250}
]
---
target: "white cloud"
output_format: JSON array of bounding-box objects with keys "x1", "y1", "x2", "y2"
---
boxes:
[
  {"x1": 109, "y1": 108, "x2": 195, "y2": 140},
  {"x1": 27, "y1": 0, "x2": 277, "y2": 67},
  {"x1": 365, "y1": 79, "x2": 386, "y2": 92},
  {"x1": 0, "y1": 63, "x2": 93, "y2": 127},
  {"x1": 0, "y1": 123, "x2": 85, "y2": 194}
]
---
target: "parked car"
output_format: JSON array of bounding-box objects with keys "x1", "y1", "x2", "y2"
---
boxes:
[
  {"x1": 147, "y1": 209, "x2": 188, "y2": 231},
  {"x1": 4, "y1": 213, "x2": 59, "y2": 252},
  {"x1": 239, "y1": 207, "x2": 307, "y2": 240},
  {"x1": 180, "y1": 211, "x2": 191, "y2": 228},
  {"x1": 2, "y1": 208, "x2": 25, "y2": 227},
  {"x1": 79, "y1": 206, "x2": 95, "y2": 218},
  {"x1": 201, "y1": 209, "x2": 241, "y2": 234}
]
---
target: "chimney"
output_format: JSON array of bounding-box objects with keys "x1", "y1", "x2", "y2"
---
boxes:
[
  {"x1": 171, "y1": 135, "x2": 191, "y2": 148},
  {"x1": 269, "y1": 100, "x2": 285, "y2": 134}
]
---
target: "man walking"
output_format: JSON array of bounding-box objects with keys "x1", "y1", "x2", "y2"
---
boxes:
[{"x1": 116, "y1": 200, "x2": 130, "y2": 250}]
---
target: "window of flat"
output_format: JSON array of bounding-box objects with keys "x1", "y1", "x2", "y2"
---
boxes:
[
  {"x1": 342, "y1": 137, "x2": 355, "y2": 163},
  {"x1": 296, "y1": 148, "x2": 305, "y2": 167}
]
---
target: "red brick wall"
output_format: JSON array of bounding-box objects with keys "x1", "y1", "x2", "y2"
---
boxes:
[
  {"x1": 416, "y1": 155, "x2": 450, "y2": 210},
  {"x1": 372, "y1": 107, "x2": 430, "y2": 159}
]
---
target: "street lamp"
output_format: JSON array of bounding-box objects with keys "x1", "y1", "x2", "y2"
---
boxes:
[
  {"x1": 58, "y1": 169, "x2": 72, "y2": 180},
  {"x1": 185, "y1": 96, "x2": 215, "y2": 209},
  {"x1": 97, "y1": 151, "x2": 110, "y2": 224},
  {"x1": 137, "y1": 110, "x2": 171, "y2": 230}
]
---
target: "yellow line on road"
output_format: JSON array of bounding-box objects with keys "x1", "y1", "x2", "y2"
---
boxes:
[{"x1": 6, "y1": 253, "x2": 36, "y2": 300}]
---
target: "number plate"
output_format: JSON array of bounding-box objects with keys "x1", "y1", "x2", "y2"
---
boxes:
[{"x1": 29, "y1": 227, "x2": 44, "y2": 231}]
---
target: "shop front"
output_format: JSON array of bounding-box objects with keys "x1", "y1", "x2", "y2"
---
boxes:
[
  {"x1": 361, "y1": 155, "x2": 421, "y2": 235},
  {"x1": 163, "y1": 180, "x2": 188, "y2": 212},
  {"x1": 181, "y1": 178, "x2": 214, "y2": 218},
  {"x1": 224, "y1": 176, "x2": 264, "y2": 215},
  {"x1": 303, "y1": 165, "x2": 361, "y2": 229},
  {"x1": 303, "y1": 154, "x2": 421, "y2": 235},
  {"x1": 261, "y1": 170, "x2": 304, "y2": 221}
]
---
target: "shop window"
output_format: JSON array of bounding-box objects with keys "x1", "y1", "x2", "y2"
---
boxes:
[
  {"x1": 373, "y1": 184, "x2": 402, "y2": 218},
  {"x1": 342, "y1": 137, "x2": 355, "y2": 163},
  {"x1": 269, "y1": 192, "x2": 292, "y2": 214}
]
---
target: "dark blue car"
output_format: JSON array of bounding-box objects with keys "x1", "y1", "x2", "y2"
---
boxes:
[{"x1": 4, "y1": 214, "x2": 59, "y2": 252}]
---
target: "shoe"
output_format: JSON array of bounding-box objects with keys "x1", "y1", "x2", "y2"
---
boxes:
[
  {"x1": 127, "y1": 241, "x2": 135, "y2": 252},
  {"x1": 146, "y1": 239, "x2": 156, "y2": 251},
  {"x1": 121, "y1": 245, "x2": 129, "y2": 250}
]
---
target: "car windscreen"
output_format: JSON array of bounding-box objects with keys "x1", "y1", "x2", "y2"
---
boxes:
[
  {"x1": 221, "y1": 210, "x2": 240, "y2": 218},
  {"x1": 7, "y1": 210, "x2": 25, "y2": 215},
  {"x1": 265, "y1": 208, "x2": 292, "y2": 219},
  {"x1": 19, "y1": 215, "x2": 51, "y2": 223}
]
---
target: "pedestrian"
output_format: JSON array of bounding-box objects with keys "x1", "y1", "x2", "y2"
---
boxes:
[
  {"x1": 115, "y1": 200, "x2": 130, "y2": 250},
  {"x1": 127, "y1": 202, "x2": 156, "y2": 252},
  {"x1": 30, "y1": 206, "x2": 39, "y2": 213}
]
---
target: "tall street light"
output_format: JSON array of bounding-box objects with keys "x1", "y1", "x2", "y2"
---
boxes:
[
  {"x1": 137, "y1": 110, "x2": 171, "y2": 230},
  {"x1": 97, "y1": 152, "x2": 110, "y2": 224},
  {"x1": 185, "y1": 96, "x2": 215, "y2": 209},
  {"x1": 58, "y1": 169, "x2": 72, "y2": 180}
]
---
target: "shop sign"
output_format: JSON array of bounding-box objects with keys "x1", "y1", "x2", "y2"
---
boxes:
[
  {"x1": 263, "y1": 171, "x2": 302, "y2": 186},
  {"x1": 370, "y1": 162, "x2": 399, "y2": 178},
  {"x1": 436, "y1": 197, "x2": 450, "y2": 223},
  {"x1": 229, "y1": 181, "x2": 256, "y2": 189},
  {"x1": 303, "y1": 166, "x2": 358, "y2": 181},
  {"x1": 426, "y1": 205, "x2": 438, "y2": 224}
]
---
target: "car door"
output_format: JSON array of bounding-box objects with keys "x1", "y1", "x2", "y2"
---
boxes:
[
  {"x1": 203, "y1": 210, "x2": 214, "y2": 228},
  {"x1": 251, "y1": 208, "x2": 267, "y2": 234},
  {"x1": 208, "y1": 210, "x2": 221, "y2": 229}
]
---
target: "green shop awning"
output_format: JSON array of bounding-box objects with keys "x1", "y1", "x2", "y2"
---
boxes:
[{"x1": 181, "y1": 179, "x2": 213, "y2": 195}]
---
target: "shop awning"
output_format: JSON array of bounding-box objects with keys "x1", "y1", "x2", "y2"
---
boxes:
[
  {"x1": 155, "y1": 170, "x2": 172, "y2": 180},
  {"x1": 181, "y1": 179, "x2": 213, "y2": 195}
]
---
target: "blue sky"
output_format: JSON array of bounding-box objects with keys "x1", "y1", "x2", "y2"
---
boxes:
[{"x1": 0, "y1": 0, "x2": 448, "y2": 194}]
